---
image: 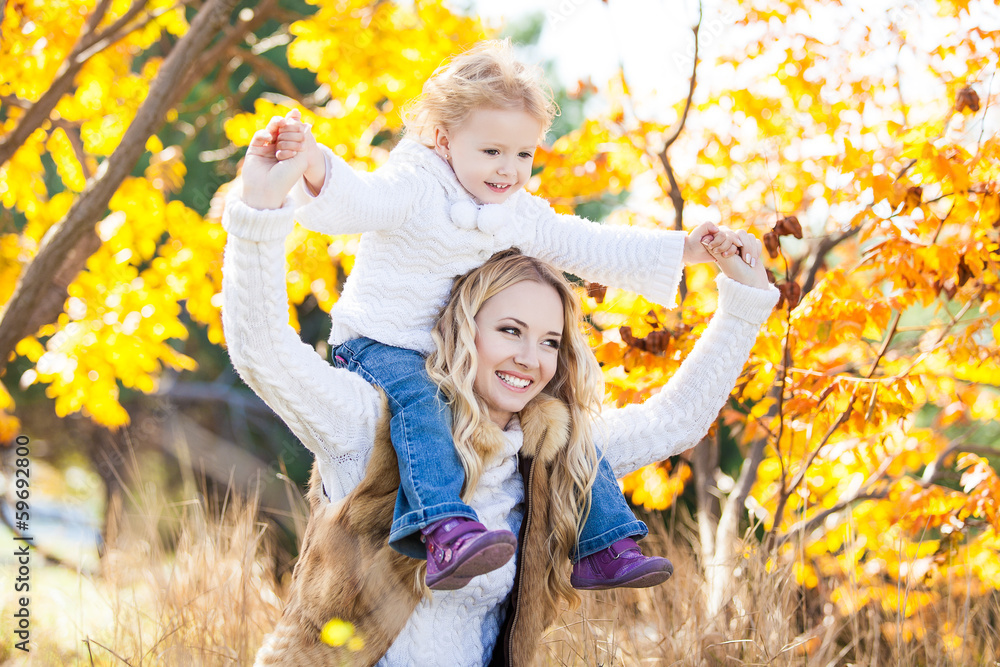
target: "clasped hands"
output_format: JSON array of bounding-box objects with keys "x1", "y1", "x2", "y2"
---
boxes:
[{"x1": 238, "y1": 110, "x2": 320, "y2": 211}]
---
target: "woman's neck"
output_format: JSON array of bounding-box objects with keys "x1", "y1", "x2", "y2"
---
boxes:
[{"x1": 488, "y1": 408, "x2": 515, "y2": 431}]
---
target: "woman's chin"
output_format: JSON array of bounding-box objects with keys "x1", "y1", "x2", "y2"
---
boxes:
[
  {"x1": 501, "y1": 390, "x2": 540, "y2": 415},
  {"x1": 486, "y1": 393, "x2": 535, "y2": 422}
]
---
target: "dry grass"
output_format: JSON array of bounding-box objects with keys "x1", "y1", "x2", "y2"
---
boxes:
[
  {"x1": 3, "y1": 486, "x2": 998, "y2": 666},
  {"x1": 0, "y1": 480, "x2": 286, "y2": 666},
  {"x1": 542, "y1": 516, "x2": 1000, "y2": 666}
]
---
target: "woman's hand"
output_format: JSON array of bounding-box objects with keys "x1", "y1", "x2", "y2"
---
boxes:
[
  {"x1": 239, "y1": 115, "x2": 309, "y2": 210},
  {"x1": 684, "y1": 223, "x2": 759, "y2": 268},
  {"x1": 709, "y1": 230, "x2": 772, "y2": 290}
]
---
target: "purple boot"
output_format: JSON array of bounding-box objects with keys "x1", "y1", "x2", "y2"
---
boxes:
[
  {"x1": 570, "y1": 537, "x2": 674, "y2": 591},
  {"x1": 420, "y1": 517, "x2": 517, "y2": 590}
]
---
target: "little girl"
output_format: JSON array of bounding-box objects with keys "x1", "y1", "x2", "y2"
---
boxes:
[{"x1": 260, "y1": 40, "x2": 753, "y2": 590}]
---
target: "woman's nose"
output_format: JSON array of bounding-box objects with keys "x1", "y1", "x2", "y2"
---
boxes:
[{"x1": 513, "y1": 343, "x2": 538, "y2": 369}]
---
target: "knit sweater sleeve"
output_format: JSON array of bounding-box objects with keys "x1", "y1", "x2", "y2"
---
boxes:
[
  {"x1": 290, "y1": 144, "x2": 416, "y2": 235},
  {"x1": 221, "y1": 193, "x2": 381, "y2": 499},
  {"x1": 596, "y1": 276, "x2": 779, "y2": 478},
  {"x1": 520, "y1": 195, "x2": 687, "y2": 308}
]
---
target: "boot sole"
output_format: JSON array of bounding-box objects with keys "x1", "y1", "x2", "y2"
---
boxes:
[
  {"x1": 426, "y1": 534, "x2": 517, "y2": 590},
  {"x1": 571, "y1": 563, "x2": 674, "y2": 591}
]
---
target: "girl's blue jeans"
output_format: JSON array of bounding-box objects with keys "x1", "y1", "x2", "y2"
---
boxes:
[{"x1": 332, "y1": 337, "x2": 647, "y2": 560}]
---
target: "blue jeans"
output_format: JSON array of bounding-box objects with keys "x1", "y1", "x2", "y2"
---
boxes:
[{"x1": 332, "y1": 337, "x2": 647, "y2": 560}]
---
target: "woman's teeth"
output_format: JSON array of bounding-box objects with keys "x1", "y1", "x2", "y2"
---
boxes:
[{"x1": 496, "y1": 371, "x2": 530, "y2": 388}]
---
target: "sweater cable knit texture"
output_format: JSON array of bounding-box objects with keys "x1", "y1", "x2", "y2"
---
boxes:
[
  {"x1": 290, "y1": 139, "x2": 688, "y2": 354},
  {"x1": 222, "y1": 195, "x2": 778, "y2": 666}
]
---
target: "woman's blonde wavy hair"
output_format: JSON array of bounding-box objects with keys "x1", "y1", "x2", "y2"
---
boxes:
[
  {"x1": 426, "y1": 249, "x2": 603, "y2": 607},
  {"x1": 403, "y1": 39, "x2": 559, "y2": 146}
]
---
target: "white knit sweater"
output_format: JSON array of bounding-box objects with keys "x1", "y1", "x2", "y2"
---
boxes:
[
  {"x1": 287, "y1": 139, "x2": 688, "y2": 354},
  {"x1": 221, "y1": 197, "x2": 779, "y2": 666}
]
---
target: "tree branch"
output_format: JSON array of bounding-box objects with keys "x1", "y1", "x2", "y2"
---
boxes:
[
  {"x1": 0, "y1": 0, "x2": 242, "y2": 373},
  {"x1": 0, "y1": 1, "x2": 151, "y2": 167},
  {"x1": 801, "y1": 225, "x2": 862, "y2": 295},
  {"x1": 776, "y1": 453, "x2": 895, "y2": 547},
  {"x1": 919, "y1": 431, "x2": 996, "y2": 488},
  {"x1": 78, "y1": 0, "x2": 150, "y2": 56},
  {"x1": 62, "y1": 124, "x2": 93, "y2": 180},
  {"x1": 662, "y1": 4, "x2": 702, "y2": 153},
  {"x1": 1, "y1": 95, "x2": 83, "y2": 133},
  {"x1": 655, "y1": 3, "x2": 701, "y2": 301},
  {"x1": 176, "y1": 0, "x2": 279, "y2": 98},
  {"x1": 82, "y1": 0, "x2": 117, "y2": 38},
  {"x1": 156, "y1": 380, "x2": 276, "y2": 418},
  {"x1": 228, "y1": 44, "x2": 306, "y2": 104},
  {"x1": 776, "y1": 491, "x2": 888, "y2": 548},
  {"x1": 890, "y1": 296, "x2": 974, "y2": 381},
  {"x1": 776, "y1": 435, "x2": 997, "y2": 547},
  {"x1": 767, "y1": 310, "x2": 902, "y2": 541},
  {"x1": 800, "y1": 105, "x2": 952, "y2": 297}
]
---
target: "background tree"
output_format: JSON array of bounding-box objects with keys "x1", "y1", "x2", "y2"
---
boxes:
[{"x1": 564, "y1": 0, "x2": 1000, "y2": 653}]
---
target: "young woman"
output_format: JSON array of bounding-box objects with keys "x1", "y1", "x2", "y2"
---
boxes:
[{"x1": 222, "y1": 131, "x2": 777, "y2": 665}]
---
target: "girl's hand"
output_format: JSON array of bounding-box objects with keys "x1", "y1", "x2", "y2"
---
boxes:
[
  {"x1": 240, "y1": 115, "x2": 309, "y2": 210},
  {"x1": 274, "y1": 109, "x2": 326, "y2": 194},
  {"x1": 709, "y1": 230, "x2": 771, "y2": 290},
  {"x1": 684, "y1": 223, "x2": 759, "y2": 268}
]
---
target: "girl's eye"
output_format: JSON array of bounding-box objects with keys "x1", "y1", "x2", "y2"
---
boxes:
[
  {"x1": 484, "y1": 149, "x2": 499, "y2": 156},
  {"x1": 519, "y1": 152, "x2": 533, "y2": 159}
]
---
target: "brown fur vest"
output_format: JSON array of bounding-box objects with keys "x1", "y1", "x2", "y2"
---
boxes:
[{"x1": 253, "y1": 393, "x2": 573, "y2": 667}]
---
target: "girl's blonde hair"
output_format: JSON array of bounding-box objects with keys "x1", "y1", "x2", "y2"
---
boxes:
[
  {"x1": 426, "y1": 249, "x2": 602, "y2": 608},
  {"x1": 403, "y1": 39, "x2": 559, "y2": 146}
]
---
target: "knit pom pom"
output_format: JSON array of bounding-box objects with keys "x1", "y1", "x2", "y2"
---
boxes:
[
  {"x1": 476, "y1": 204, "x2": 508, "y2": 235},
  {"x1": 450, "y1": 201, "x2": 479, "y2": 229}
]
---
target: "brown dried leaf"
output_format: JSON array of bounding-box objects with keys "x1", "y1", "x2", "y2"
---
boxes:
[
  {"x1": 619, "y1": 326, "x2": 671, "y2": 354},
  {"x1": 585, "y1": 281, "x2": 607, "y2": 303},
  {"x1": 764, "y1": 231, "x2": 781, "y2": 259},
  {"x1": 956, "y1": 86, "x2": 981, "y2": 113},
  {"x1": 777, "y1": 281, "x2": 802, "y2": 309},
  {"x1": 775, "y1": 215, "x2": 803, "y2": 239}
]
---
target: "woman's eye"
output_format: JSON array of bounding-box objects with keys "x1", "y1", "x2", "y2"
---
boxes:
[
  {"x1": 501, "y1": 327, "x2": 520, "y2": 335},
  {"x1": 543, "y1": 339, "x2": 560, "y2": 349}
]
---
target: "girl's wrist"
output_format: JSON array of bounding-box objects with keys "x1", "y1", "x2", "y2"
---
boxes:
[
  {"x1": 303, "y1": 150, "x2": 326, "y2": 195},
  {"x1": 302, "y1": 163, "x2": 326, "y2": 197}
]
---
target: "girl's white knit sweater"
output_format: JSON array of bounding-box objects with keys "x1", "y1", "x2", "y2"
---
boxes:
[
  {"x1": 221, "y1": 197, "x2": 779, "y2": 666},
  {"x1": 285, "y1": 139, "x2": 688, "y2": 354}
]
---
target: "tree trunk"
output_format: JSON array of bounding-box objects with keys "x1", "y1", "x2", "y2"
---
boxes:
[
  {"x1": 0, "y1": 0, "x2": 243, "y2": 374},
  {"x1": 705, "y1": 433, "x2": 767, "y2": 620},
  {"x1": 692, "y1": 433, "x2": 719, "y2": 567}
]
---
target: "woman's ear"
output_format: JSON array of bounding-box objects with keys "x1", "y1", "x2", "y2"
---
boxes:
[{"x1": 433, "y1": 127, "x2": 451, "y2": 161}]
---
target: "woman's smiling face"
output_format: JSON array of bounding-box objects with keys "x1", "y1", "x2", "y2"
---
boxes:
[{"x1": 473, "y1": 280, "x2": 563, "y2": 428}]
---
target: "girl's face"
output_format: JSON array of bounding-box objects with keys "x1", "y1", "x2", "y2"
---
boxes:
[
  {"x1": 473, "y1": 280, "x2": 563, "y2": 428},
  {"x1": 434, "y1": 107, "x2": 542, "y2": 205}
]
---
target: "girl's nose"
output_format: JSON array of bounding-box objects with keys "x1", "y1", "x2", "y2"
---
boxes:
[{"x1": 497, "y1": 158, "x2": 515, "y2": 176}]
